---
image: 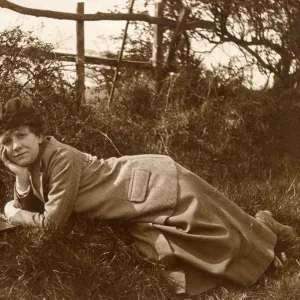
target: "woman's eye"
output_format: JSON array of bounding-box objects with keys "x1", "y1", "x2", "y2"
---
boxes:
[
  {"x1": 1, "y1": 139, "x2": 11, "y2": 146},
  {"x1": 17, "y1": 133, "x2": 26, "y2": 139}
]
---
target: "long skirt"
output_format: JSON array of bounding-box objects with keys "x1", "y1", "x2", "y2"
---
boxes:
[{"x1": 129, "y1": 163, "x2": 277, "y2": 295}]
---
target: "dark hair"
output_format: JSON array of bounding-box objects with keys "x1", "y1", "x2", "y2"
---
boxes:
[{"x1": 27, "y1": 125, "x2": 44, "y2": 136}]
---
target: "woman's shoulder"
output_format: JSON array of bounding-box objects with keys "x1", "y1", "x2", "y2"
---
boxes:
[
  {"x1": 41, "y1": 136, "x2": 79, "y2": 166},
  {"x1": 44, "y1": 136, "x2": 72, "y2": 153}
]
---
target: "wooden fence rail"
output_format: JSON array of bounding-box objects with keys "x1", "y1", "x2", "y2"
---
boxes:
[
  {"x1": 0, "y1": 0, "x2": 214, "y2": 29},
  {"x1": 53, "y1": 52, "x2": 152, "y2": 69},
  {"x1": 0, "y1": 48, "x2": 152, "y2": 69}
]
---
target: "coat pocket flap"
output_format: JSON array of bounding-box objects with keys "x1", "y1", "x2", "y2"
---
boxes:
[{"x1": 129, "y1": 169, "x2": 150, "y2": 203}]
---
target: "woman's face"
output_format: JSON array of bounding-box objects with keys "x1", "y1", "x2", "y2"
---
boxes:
[{"x1": 0, "y1": 126, "x2": 43, "y2": 167}]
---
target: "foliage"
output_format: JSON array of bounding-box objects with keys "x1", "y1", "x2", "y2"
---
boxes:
[
  {"x1": 104, "y1": 61, "x2": 300, "y2": 182},
  {"x1": 139, "y1": 0, "x2": 300, "y2": 88},
  {"x1": 0, "y1": 27, "x2": 73, "y2": 101},
  {"x1": 188, "y1": 0, "x2": 300, "y2": 88}
]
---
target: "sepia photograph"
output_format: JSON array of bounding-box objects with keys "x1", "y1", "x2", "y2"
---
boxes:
[{"x1": 0, "y1": 1, "x2": 299, "y2": 299}]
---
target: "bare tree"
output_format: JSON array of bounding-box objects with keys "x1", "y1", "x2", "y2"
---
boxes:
[{"x1": 195, "y1": 0, "x2": 300, "y2": 88}]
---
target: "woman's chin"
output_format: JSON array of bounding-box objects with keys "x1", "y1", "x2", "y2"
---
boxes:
[{"x1": 11, "y1": 157, "x2": 33, "y2": 167}]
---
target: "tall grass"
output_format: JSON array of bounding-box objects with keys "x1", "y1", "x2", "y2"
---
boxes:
[
  {"x1": 0, "y1": 220, "x2": 176, "y2": 300},
  {"x1": 0, "y1": 180, "x2": 300, "y2": 299}
]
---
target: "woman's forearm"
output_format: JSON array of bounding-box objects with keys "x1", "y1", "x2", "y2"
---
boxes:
[{"x1": 16, "y1": 171, "x2": 30, "y2": 192}]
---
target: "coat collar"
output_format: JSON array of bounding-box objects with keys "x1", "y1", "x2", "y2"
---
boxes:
[
  {"x1": 29, "y1": 136, "x2": 50, "y2": 173},
  {"x1": 28, "y1": 136, "x2": 50, "y2": 201}
]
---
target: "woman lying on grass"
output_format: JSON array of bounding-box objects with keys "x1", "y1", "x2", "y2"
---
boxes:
[{"x1": 0, "y1": 97, "x2": 299, "y2": 296}]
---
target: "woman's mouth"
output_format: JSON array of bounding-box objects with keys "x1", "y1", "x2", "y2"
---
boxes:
[{"x1": 13, "y1": 152, "x2": 27, "y2": 158}]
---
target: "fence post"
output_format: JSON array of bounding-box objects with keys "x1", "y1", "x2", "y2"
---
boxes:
[
  {"x1": 76, "y1": 2, "x2": 85, "y2": 110},
  {"x1": 152, "y1": 0, "x2": 165, "y2": 94}
]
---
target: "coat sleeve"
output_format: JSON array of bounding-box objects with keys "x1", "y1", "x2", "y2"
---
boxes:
[
  {"x1": 8, "y1": 148, "x2": 82, "y2": 228},
  {"x1": 13, "y1": 184, "x2": 44, "y2": 213}
]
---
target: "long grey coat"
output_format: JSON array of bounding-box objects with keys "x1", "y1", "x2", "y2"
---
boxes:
[{"x1": 10, "y1": 136, "x2": 277, "y2": 295}]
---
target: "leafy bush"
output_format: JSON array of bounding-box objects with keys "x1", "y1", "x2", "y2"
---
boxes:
[{"x1": 106, "y1": 63, "x2": 300, "y2": 184}]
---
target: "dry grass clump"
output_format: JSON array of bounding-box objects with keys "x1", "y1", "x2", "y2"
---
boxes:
[{"x1": 0, "y1": 219, "x2": 177, "y2": 300}]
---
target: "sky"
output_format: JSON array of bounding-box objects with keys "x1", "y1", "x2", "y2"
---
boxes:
[
  {"x1": 0, "y1": 0, "x2": 136, "y2": 54},
  {"x1": 0, "y1": 0, "x2": 268, "y2": 88}
]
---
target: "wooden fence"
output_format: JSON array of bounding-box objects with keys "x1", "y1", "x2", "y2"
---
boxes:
[{"x1": 0, "y1": 0, "x2": 215, "y2": 108}]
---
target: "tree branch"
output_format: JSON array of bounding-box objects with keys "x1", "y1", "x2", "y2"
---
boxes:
[
  {"x1": 197, "y1": 29, "x2": 280, "y2": 77},
  {"x1": 0, "y1": 0, "x2": 215, "y2": 30},
  {"x1": 224, "y1": 32, "x2": 279, "y2": 76}
]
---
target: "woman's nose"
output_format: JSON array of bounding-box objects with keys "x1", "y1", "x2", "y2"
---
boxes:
[{"x1": 12, "y1": 138, "x2": 22, "y2": 151}]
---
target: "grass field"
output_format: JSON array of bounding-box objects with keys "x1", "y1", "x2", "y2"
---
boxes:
[
  {"x1": 1, "y1": 96, "x2": 300, "y2": 299},
  {"x1": 0, "y1": 177, "x2": 300, "y2": 300}
]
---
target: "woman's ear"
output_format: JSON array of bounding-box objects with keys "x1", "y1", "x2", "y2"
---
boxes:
[{"x1": 38, "y1": 134, "x2": 44, "y2": 144}]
